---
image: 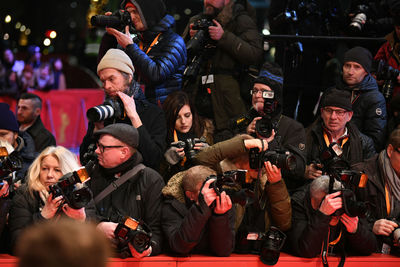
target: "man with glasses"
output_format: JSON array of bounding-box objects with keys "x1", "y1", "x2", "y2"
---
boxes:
[
  {"x1": 87, "y1": 123, "x2": 164, "y2": 258},
  {"x1": 305, "y1": 88, "x2": 376, "y2": 180},
  {"x1": 352, "y1": 129, "x2": 400, "y2": 255},
  {"x1": 228, "y1": 61, "x2": 306, "y2": 192}
]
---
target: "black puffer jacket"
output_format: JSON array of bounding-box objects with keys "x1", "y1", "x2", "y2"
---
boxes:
[
  {"x1": 161, "y1": 171, "x2": 235, "y2": 256},
  {"x1": 14, "y1": 132, "x2": 37, "y2": 183},
  {"x1": 336, "y1": 74, "x2": 387, "y2": 151},
  {"x1": 306, "y1": 118, "x2": 376, "y2": 166},
  {"x1": 87, "y1": 152, "x2": 164, "y2": 256},
  {"x1": 98, "y1": 3, "x2": 186, "y2": 104}
]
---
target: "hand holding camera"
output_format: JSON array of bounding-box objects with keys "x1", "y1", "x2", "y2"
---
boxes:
[
  {"x1": 373, "y1": 219, "x2": 399, "y2": 236},
  {"x1": 106, "y1": 26, "x2": 133, "y2": 49},
  {"x1": 201, "y1": 178, "x2": 218, "y2": 207},
  {"x1": 340, "y1": 213, "x2": 359, "y2": 234},
  {"x1": 319, "y1": 191, "x2": 342, "y2": 216},
  {"x1": 41, "y1": 193, "x2": 64, "y2": 219},
  {"x1": 129, "y1": 243, "x2": 152, "y2": 258},
  {"x1": 305, "y1": 163, "x2": 323, "y2": 179},
  {"x1": 246, "y1": 116, "x2": 262, "y2": 135},
  {"x1": 117, "y1": 91, "x2": 142, "y2": 128},
  {"x1": 97, "y1": 221, "x2": 119, "y2": 240},
  {"x1": 208, "y1": 19, "x2": 224, "y2": 41},
  {"x1": 264, "y1": 161, "x2": 282, "y2": 184},
  {"x1": 62, "y1": 204, "x2": 86, "y2": 221}
]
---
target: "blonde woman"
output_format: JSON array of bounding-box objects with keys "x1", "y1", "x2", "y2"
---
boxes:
[{"x1": 9, "y1": 146, "x2": 94, "y2": 251}]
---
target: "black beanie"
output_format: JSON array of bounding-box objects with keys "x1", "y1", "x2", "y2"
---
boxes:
[
  {"x1": 121, "y1": 0, "x2": 166, "y2": 30},
  {"x1": 343, "y1": 46, "x2": 372, "y2": 73},
  {"x1": 0, "y1": 103, "x2": 19, "y2": 132},
  {"x1": 321, "y1": 88, "x2": 353, "y2": 111},
  {"x1": 254, "y1": 62, "x2": 283, "y2": 100}
]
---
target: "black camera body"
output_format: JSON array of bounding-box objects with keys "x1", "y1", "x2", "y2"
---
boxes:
[
  {"x1": 375, "y1": 59, "x2": 400, "y2": 100},
  {"x1": 49, "y1": 167, "x2": 92, "y2": 210},
  {"x1": 206, "y1": 170, "x2": 253, "y2": 207},
  {"x1": 0, "y1": 147, "x2": 23, "y2": 190},
  {"x1": 249, "y1": 147, "x2": 296, "y2": 171},
  {"x1": 255, "y1": 117, "x2": 278, "y2": 139},
  {"x1": 171, "y1": 137, "x2": 207, "y2": 160},
  {"x1": 186, "y1": 17, "x2": 215, "y2": 55},
  {"x1": 87, "y1": 97, "x2": 125, "y2": 122},
  {"x1": 91, "y1": 9, "x2": 132, "y2": 31},
  {"x1": 114, "y1": 216, "x2": 152, "y2": 255}
]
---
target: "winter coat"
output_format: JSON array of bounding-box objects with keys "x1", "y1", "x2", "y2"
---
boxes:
[
  {"x1": 335, "y1": 74, "x2": 387, "y2": 151},
  {"x1": 161, "y1": 171, "x2": 235, "y2": 256},
  {"x1": 352, "y1": 153, "x2": 400, "y2": 254},
  {"x1": 9, "y1": 184, "x2": 96, "y2": 252},
  {"x1": 14, "y1": 132, "x2": 37, "y2": 183},
  {"x1": 306, "y1": 118, "x2": 376, "y2": 166},
  {"x1": 87, "y1": 152, "x2": 164, "y2": 256},
  {"x1": 288, "y1": 184, "x2": 377, "y2": 258},
  {"x1": 98, "y1": 14, "x2": 186, "y2": 105},
  {"x1": 182, "y1": 1, "x2": 263, "y2": 130},
  {"x1": 80, "y1": 97, "x2": 166, "y2": 171},
  {"x1": 24, "y1": 116, "x2": 56, "y2": 153}
]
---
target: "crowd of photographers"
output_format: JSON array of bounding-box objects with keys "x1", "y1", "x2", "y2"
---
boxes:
[{"x1": 1, "y1": 0, "x2": 400, "y2": 265}]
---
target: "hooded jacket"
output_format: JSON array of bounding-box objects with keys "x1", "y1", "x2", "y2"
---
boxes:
[
  {"x1": 335, "y1": 74, "x2": 387, "y2": 151},
  {"x1": 98, "y1": 0, "x2": 186, "y2": 105},
  {"x1": 161, "y1": 171, "x2": 235, "y2": 256}
]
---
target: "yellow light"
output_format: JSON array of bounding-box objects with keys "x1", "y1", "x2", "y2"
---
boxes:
[
  {"x1": 25, "y1": 28, "x2": 31, "y2": 35},
  {"x1": 15, "y1": 22, "x2": 21, "y2": 29},
  {"x1": 20, "y1": 25, "x2": 26, "y2": 32},
  {"x1": 5, "y1": 15, "x2": 11, "y2": 23},
  {"x1": 43, "y1": 38, "x2": 51, "y2": 46},
  {"x1": 49, "y1": 31, "x2": 57, "y2": 39}
]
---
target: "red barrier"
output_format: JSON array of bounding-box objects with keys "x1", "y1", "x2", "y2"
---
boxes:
[
  {"x1": 1, "y1": 253, "x2": 399, "y2": 267},
  {"x1": 0, "y1": 89, "x2": 105, "y2": 149}
]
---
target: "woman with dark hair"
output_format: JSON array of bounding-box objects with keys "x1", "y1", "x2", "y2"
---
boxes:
[{"x1": 161, "y1": 91, "x2": 213, "y2": 181}]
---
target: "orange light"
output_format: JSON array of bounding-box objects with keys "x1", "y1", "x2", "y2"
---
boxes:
[
  {"x1": 0, "y1": 147, "x2": 8, "y2": 157},
  {"x1": 124, "y1": 217, "x2": 139, "y2": 230}
]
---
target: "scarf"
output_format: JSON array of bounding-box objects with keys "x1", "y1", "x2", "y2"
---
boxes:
[{"x1": 379, "y1": 150, "x2": 400, "y2": 205}]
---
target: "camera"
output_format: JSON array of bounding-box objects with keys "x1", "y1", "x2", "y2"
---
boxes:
[
  {"x1": 114, "y1": 216, "x2": 152, "y2": 255},
  {"x1": 91, "y1": 9, "x2": 132, "y2": 31},
  {"x1": 186, "y1": 17, "x2": 215, "y2": 56},
  {"x1": 237, "y1": 226, "x2": 286, "y2": 266},
  {"x1": 255, "y1": 90, "x2": 279, "y2": 138},
  {"x1": 0, "y1": 147, "x2": 23, "y2": 187},
  {"x1": 249, "y1": 147, "x2": 296, "y2": 171},
  {"x1": 171, "y1": 137, "x2": 207, "y2": 161},
  {"x1": 86, "y1": 97, "x2": 125, "y2": 122},
  {"x1": 49, "y1": 167, "x2": 92, "y2": 210},
  {"x1": 375, "y1": 59, "x2": 400, "y2": 100},
  {"x1": 320, "y1": 143, "x2": 369, "y2": 217},
  {"x1": 391, "y1": 219, "x2": 400, "y2": 246},
  {"x1": 349, "y1": 5, "x2": 369, "y2": 33}
]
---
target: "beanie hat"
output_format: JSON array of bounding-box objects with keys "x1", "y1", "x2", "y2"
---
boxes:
[
  {"x1": 94, "y1": 123, "x2": 139, "y2": 148},
  {"x1": 121, "y1": 0, "x2": 166, "y2": 30},
  {"x1": 0, "y1": 103, "x2": 19, "y2": 132},
  {"x1": 321, "y1": 88, "x2": 353, "y2": 111},
  {"x1": 254, "y1": 62, "x2": 284, "y2": 100},
  {"x1": 97, "y1": 49, "x2": 135, "y2": 76},
  {"x1": 343, "y1": 46, "x2": 372, "y2": 73}
]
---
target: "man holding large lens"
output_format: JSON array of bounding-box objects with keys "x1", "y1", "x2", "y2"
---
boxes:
[{"x1": 80, "y1": 49, "x2": 166, "y2": 171}]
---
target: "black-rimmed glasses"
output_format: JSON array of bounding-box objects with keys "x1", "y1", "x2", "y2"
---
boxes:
[{"x1": 96, "y1": 142, "x2": 124, "y2": 153}]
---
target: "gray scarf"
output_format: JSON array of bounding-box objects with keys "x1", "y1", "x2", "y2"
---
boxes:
[{"x1": 379, "y1": 150, "x2": 400, "y2": 209}]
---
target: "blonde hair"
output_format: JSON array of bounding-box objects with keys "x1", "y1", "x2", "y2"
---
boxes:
[{"x1": 27, "y1": 146, "x2": 80, "y2": 195}]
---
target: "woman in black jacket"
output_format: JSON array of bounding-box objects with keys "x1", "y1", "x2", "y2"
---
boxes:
[{"x1": 9, "y1": 146, "x2": 94, "y2": 251}]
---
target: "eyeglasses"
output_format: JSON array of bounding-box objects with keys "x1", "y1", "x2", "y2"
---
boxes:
[
  {"x1": 322, "y1": 107, "x2": 347, "y2": 117},
  {"x1": 96, "y1": 142, "x2": 124, "y2": 153},
  {"x1": 250, "y1": 89, "x2": 274, "y2": 99}
]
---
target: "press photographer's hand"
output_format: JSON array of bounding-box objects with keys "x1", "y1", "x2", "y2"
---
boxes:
[
  {"x1": 97, "y1": 221, "x2": 118, "y2": 240},
  {"x1": 129, "y1": 243, "x2": 152, "y2": 258},
  {"x1": 117, "y1": 91, "x2": 142, "y2": 128},
  {"x1": 340, "y1": 213, "x2": 358, "y2": 233},
  {"x1": 246, "y1": 117, "x2": 262, "y2": 135},
  {"x1": 0, "y1": 181, "x2": 10, "y2": 198},
  {"x1": 62, "y1": 204, "x2": 86, "y2": 221},
  {"x1": 189, "y1": 23, "x2": 198, "y2": 38},
  {"x1": 194, "y1": 141, "x2": 208, "y2": 151},
  {"x1": 106, "y1": 25, "x2": 133, "y2": 49},
  {"x1": 214, "y1": 191, "x2": 232, "y2": 215},
  {"x1": 201, "y1": 178, "x2": 217, "y2": 207},
  {"x1": 208, "y1": 19, "x2": 224, "y2": 41},
  {"x1": 373, "y1": 219, "x2": 398, "y2": 236},
  {"x1": 305, "y1": 163, "x2": 323, "y2": 179},
  {"x1": 264, "y1": 161, "x2": 282, "y2": 183},
  {"x1": 319, "y1": 191, "x2": 342, "y2": 216},
  {"x1": 41, "y1": 193, "x2": 63, "y2": 219}
]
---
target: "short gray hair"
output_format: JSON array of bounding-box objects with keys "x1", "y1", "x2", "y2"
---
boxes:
[{"x1": 310, "y1": 175, "x2": 342, "y2": 198}]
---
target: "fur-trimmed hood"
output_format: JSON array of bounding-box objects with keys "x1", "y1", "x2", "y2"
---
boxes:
[{"x1": 162, "y1": 171, "x2": 186, "y2": 203}]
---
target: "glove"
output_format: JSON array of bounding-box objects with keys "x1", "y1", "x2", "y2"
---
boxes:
[{"x1": 164, "y1": 146, "x2": 184, "y2": 165}]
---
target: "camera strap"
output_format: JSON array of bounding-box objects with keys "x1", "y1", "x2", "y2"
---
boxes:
[{"x1": 94, "y1": 163, "x2": 146, "y2": 204}]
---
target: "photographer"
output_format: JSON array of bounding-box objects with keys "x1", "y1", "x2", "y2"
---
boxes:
[
  {"x1": 87, "y1": 124, "x2": 164, "y2": 257},
  {"x1": 374, "y1": 15, "x2": 400, "y2": 99},
  {"x1": 0, "y1": 103, "x2": 36, "y2": 183},
  {"x1": 161, "y1": 165, "x2": 234, "y2": 256},
  {"x1": 9, "y1": 146, "x2": 95, "y2": 253},
  {"x1": 161, "y1": 91, "x2": 213, "y2": 181},
  {"x1": 97, "y1": 0, "x2": 186, "y2": 104},
  {"x1": 182, "y1": 0, "x2": 263, "y2": 134},
  {"x1": 352, "y1": 129, "x2": 400, "y2": 255},
  {"x1": 305, "y1": 88, "x2": 376, "y2": 180},
  {"x1": 194, "y1": 134, "x2": 292, "y2": 257},
  {"x1": 228, "y1": 62, "x2": 307, "y2": 192},
  {"x1": 288, "y1": 175, "x2": 377, "y2": 258},
  {"x1": 79, "y1": 49, "x2": 166, "y2": 171}
]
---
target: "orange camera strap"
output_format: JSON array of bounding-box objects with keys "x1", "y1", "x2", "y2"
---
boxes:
[
  {"x1": 385, "y1": 184, "x2": 391, "y2": 215},
  {"x1": 173, "y1": 130, "x2": 187, "y2": 166},
  {"x1": 139, "y1": 33, "x2": 162, "y2": 54}
]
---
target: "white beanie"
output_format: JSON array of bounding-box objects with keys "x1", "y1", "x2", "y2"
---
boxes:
[{"x1": 97, "y1": 49, "x2": 135, "y2": 76}]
